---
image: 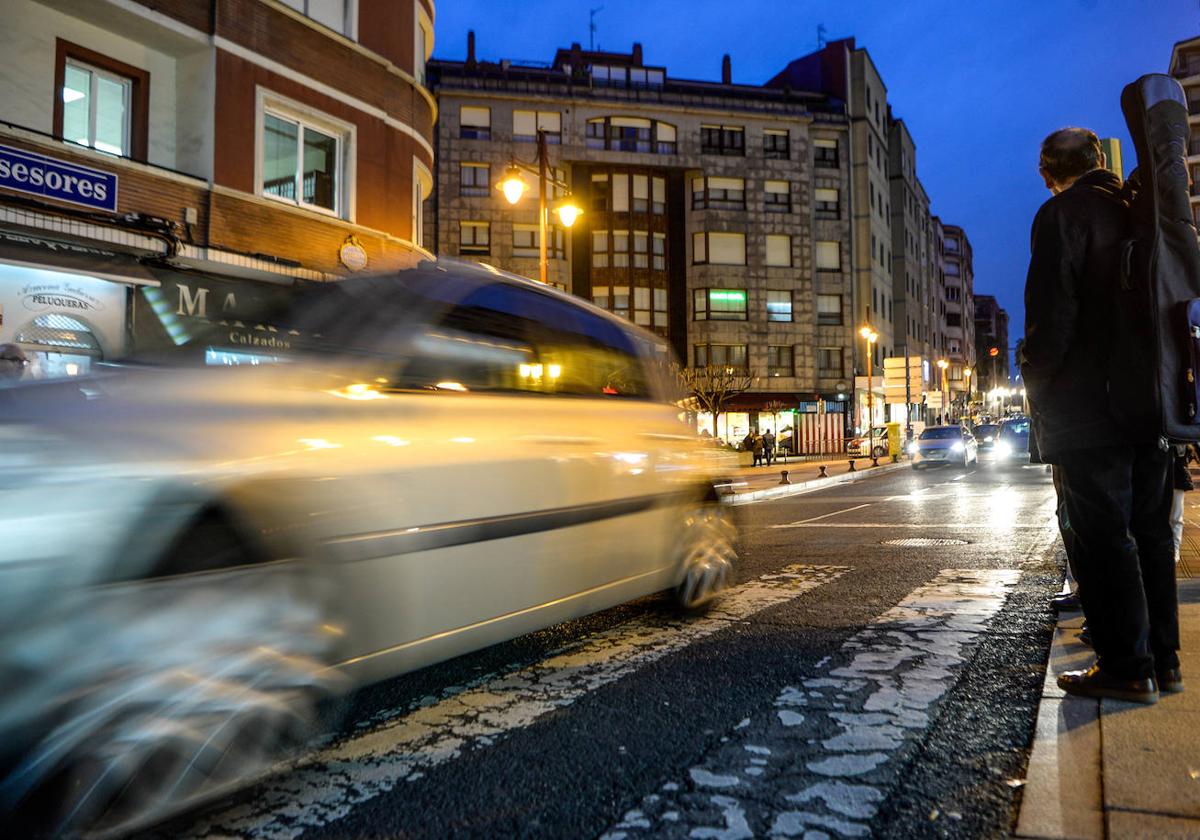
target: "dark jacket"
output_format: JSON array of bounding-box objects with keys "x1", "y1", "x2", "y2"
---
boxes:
[{"x1": 1020, "y1": 169, "x2": 1151, "y2": 461}]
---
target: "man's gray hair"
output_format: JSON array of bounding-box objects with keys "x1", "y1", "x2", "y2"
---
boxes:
[{"x1": 1039, "y1": 127, "x2": 1103, "y2": 183}]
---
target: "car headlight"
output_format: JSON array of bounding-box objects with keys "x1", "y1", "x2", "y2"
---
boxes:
[
  {"x1": 951, "y1": 441, "x2": 965, "y2": 453},
  {"x1": 907, "y1": 442, "x2": 918, "y2": 455},
  {"x1": 984, "y1": 435, "x2": 994, "y2": 442},
  {"x1": 996, "y1": 441, "x2": 1013, "y2": 458}
]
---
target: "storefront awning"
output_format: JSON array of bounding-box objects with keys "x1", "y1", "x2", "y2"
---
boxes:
[{"x1": 0, "y1": 227, "x2": 162, "y2": 287}]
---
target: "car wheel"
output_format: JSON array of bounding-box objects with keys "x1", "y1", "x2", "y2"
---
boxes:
[
  {"x1": 673, "y1": 500, "x2": 738, "y2": 610},
  {"x1": 4, "y1": 513, "x2": 343, "y2": 838},
  {"x1": 912, "y1": 463, "x2": 923, "y2": 471}
]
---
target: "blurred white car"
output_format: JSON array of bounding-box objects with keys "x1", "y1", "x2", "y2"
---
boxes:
[
  {"x1": 0, "y1": 260, "x2": 737, "y2": 836},
  {"x1": 908, "y1": 425, "x2": 979, "y2": 469}
]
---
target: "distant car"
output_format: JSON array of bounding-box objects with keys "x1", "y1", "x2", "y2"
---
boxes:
[
  {"x1": 848, "y1": 426, "x2": 889, "y2": 458},
  {"x1": 908, "y1": 425, "x2": 978, "y2": 469},
  {"x1": 995, "y1": 417, "x2": 1032, "y2": 462},
  {"x1": 0, "y1": 259, "x2": 739, "y2": 837},
  {"x1": 973, "y1": 423, "x2": 1000, "y2": 450}
]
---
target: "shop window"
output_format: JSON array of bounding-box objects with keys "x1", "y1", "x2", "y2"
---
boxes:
[
  {"x1": 765, "y1": 234, "x2": 791, "y2": 267},
  {"x1": 817, "y1": 294, "x2": 842, "y2": 326},
  {"x1": 460, "y1": 221, "x2": 490, "y2": 255},
  {"x1": 768, "y1": 345, "x2": 794, "y2": 377},
  {"x1": 54, "y1": 40, "x2": 149, "y2": 161},
  {"x1": 460, "y1": 106, "x2": 491, "y2": 140},
  {"x1": 260, "y1": 106, "x2": 347, "y2": 216},
  {"x1": 15, "y1": 313, "x2": 101, "y2": 379},
  {"x1": 513, "y1": 110, "x2": 562, "y2": 144},
  {"x1": 460, "y1": 163, "x2": 490, "y2": 196},
  {"x1": 764, "y1": 129, "x2": 789, "y2": 159},
  {"x1": 693, "y1": 288, "x2": 747, "y2": 321},
  {"x1": 767, "y1": 290, "x2": 792, "y2": 322}
]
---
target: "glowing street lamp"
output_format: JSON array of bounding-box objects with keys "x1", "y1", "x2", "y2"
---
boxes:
[
  {"x1": 936, "y1": 359, "x2": 950, "y2": 423},
  {"x1": 859, "y1": 325, "x2": 879, "y2": 436},
  {"x1": 496, "y1": 130, "x2": 582, "y2": 286}
]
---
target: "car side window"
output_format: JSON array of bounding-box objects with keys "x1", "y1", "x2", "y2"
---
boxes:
[{"x1": 393, "y1": 282, "x2": 652, "y2": 398}]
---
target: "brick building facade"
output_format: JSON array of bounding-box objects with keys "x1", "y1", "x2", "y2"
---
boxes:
[{"x1": 0, "y1": 0, "x2": 434, "y2": 376}]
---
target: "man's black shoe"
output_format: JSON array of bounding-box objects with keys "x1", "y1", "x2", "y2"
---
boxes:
[
  {"x1": 1050, "y1": 592, "x2": 1081, "y2": 612},
  {"x1": 1057, "y1": 664, "x2": 1158, "y2": 704},
  {"x1": 1078, "y1": 624, "x2": 1092, "y2": 648},
  {"x1": 1157, "y1": 667, "x2": 1185, "y2": 694}
]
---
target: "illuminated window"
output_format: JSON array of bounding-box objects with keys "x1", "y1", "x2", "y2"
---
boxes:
[
  {"x1": 767, "y1": 290, "x2": 792, "y2": 322},
  {"x1": 694, "y1": 288, "x2": 747, "y2": 321}
]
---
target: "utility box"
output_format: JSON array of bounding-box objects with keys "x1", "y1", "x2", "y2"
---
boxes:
[{"x1": 885, "y1": 422, "x2": 903, "y2": 456}]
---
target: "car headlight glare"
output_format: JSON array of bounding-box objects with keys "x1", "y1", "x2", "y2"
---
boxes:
[
  {"x1": 996, "y1": 441, "x2": 1013, "y2": 458},
  {"x1": 907, "y1": 442, "x2": 918, "y2": 455},
  {"x1": 951, "y1": 441, "x2": 965, "y2": 453}
]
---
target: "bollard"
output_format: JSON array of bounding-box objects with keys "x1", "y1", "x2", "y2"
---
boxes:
[
  {"x1": 818, "y1": 465, "x2": 828, "y2": 478},
  {"x1": 779, "y1": 470, "x2": 791, "y2": 485},
  {"x1": 871, "y1": 457, "x2": 879, "y2": 467},
  {"x1": 848, "y1": 459, "x2": 856, "y2": 472}
]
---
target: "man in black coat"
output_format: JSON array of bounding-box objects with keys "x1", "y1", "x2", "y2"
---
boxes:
[{"x1": 1021, "y1": 127, "x2": 1179, "y2": 704}]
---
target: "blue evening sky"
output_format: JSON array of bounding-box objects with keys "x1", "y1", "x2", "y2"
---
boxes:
[{"x1": 432, "y1": 0, "x2": 1195, "y2": 348}]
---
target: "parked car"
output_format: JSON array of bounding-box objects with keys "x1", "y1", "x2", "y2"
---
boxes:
[
  {"x1": 848, "y1": 426, "x2": 889, "y2": 458},
  {"x1": 0, "y1": 259, "x2": 738, "y2": 837},
  {"x1": 973, "y1": 423, "x2": 1001, "y2": 450},
  {"x1": 908, "y1": 425, "x2": 979, "y2": 469},
  {"x1": 995, "y1": 416, "x2": 1032, "y2": 462}
]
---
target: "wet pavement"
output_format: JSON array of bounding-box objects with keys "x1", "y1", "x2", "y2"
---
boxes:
[{"x1": 149, "y1": 454, "x2": 1061, "y2": 839}]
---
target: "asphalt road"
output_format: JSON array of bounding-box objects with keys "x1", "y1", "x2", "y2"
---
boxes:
[{"x1": 151, "y1": 453, "x2": 1061, "y2": 840}]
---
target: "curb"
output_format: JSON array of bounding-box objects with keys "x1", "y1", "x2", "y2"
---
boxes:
[{"x1": 722, "y1": 460, "x2": 909, "y2": 504}]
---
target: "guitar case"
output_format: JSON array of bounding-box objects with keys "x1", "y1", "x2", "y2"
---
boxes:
[{"x1": 1118, "y1": 73, "x2": 1200, "y2": 443}]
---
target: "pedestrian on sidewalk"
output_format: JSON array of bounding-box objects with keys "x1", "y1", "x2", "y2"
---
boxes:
[
  {"x1": 1171, "y1": 445, "x2": 1195, "y2": 564},
  {"x1": 1020, "y1": 127, "x2": 1179, "y2": 704},
  {"x1": 751, "y1": 433, "x2": 765, "y2": 467},
  {"x1": 763, "y1": 429, "x2": 776, "y2": 466}
]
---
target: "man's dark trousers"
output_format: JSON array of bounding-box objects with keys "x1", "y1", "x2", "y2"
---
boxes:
[{"x1": 1058, "y1": 445, "x2": 1179, "y2": 680}]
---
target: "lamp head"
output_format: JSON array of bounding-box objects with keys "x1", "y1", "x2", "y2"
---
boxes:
[
  {"x1": 555, "y1": 202, "x2": 582, "y2": 228},
  {"x1": 498, "y1": 165, "x2": 528, "y2": 205}
]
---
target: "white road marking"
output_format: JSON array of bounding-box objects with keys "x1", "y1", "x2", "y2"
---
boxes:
[
  {"x1": 184, "y1": 564, "x2": 848, "y2": 839},
  {"x1": 774, "y1": 521, "x2": 1052, "y2": 530},
  {"x1": 602, "y1": 568, "x2": 1022, "y2": 839},
  {"x1": 773, "y1": 503, "x2": 873, "y2": 528}
]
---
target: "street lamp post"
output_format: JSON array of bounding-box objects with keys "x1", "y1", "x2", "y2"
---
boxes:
[
  {"x1": 963, "y1": 366, "x2": 973, "y2": 421},
  {"x1": 498, "y1": 130, "x2": 582, "y2": 285},
  {"x1": 936, "y1": 358, "x2": 950, "y2": 424},
  {"x1": 859, "y1": 325, "x2": 879, "y2": 436}
]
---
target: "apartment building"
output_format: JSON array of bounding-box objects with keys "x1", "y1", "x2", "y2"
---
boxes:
[
  {"x1": 940, "y1": 222, "x2": 976, "y2": 412},
  {"x1": 427, "y1": 38, "x2": 856, "y2": 444},
  {"x1": 0, "y1": 0, "x2": 434, "y2": 375},
  {"x1": 1170, "y1": 36, "x2": 1200, "y2": 226},
  {"x1": 973, "y1": 293, "x2": 1009, "y2": 393}
]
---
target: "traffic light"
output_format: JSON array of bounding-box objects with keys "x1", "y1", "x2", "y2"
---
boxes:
[{"x1": 988, "y1": 347, "x2": 999, "y2": 357}]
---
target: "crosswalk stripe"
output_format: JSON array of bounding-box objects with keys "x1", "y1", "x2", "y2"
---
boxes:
[
  {"x1": 601, "y1": 568, "x2": 1021, "y2": 839},
  {"x1": 183, "y1": 564, "x2": 849, "y2": 839}
]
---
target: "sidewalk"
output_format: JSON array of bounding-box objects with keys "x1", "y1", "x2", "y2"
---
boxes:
[
  {"x1": 1015, "y1": 515, "x2": 1200, "y2": 838},
  {"x1": 722, "y1": 452, "x2": 907, "y2": 503}
]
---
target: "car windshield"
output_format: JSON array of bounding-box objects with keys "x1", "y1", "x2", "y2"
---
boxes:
[
  {"x1": 975, "y1": 425, "x2": 999, "y2": 436},
  {"x1": 919, "y1": 427, "x2": 962, "y2": 440},
  {"x1": 1001, "y1": 419, "x2": 1030, "y2": 437}
]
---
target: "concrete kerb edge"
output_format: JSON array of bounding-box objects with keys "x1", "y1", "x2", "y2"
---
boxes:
[{"x1": 722, "y1": 460, "x2": 909, "y2": 505}]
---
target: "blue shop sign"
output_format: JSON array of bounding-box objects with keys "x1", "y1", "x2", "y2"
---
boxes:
[{"x1": 0, "y1": 144, "x2": 118, "y2": 213}]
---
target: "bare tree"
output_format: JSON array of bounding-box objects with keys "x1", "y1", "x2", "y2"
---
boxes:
[
  {"x1": 675, "y1": 364, "x2": 754, "y2": 440},
  {"x1": 763, "y1": 399, "x2": 790, "y2": 454}
]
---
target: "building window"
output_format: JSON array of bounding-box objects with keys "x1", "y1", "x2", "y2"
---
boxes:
[
  {"x1": 692, "y1": 176, "x2": 745, "y2": 210},
  {"x1": 764, "y1": 129, "x2": 789, "y2": 159},
  {"x1": 693, "y1": 232, "x2": 746, "y2": 265},
  {"x1": 261, "y1": 108, "x2": 345, "y2": 215},
  {"x1": 765, "y1": 234, "x2": 791, "y2": 267},
  {"x1": 460, "y1": 163, "x2": 490, "y2": 196},
  {"x1": 814, "y1": 138, "x2": 839, "y2": 168},
  {"x1": 632, "y1": 175, "x2": 649, "y2": 212},
  {"x1": 946, "y1": 312, "x2": 962, "y2": 327},
  {"x1": 591, "y1": 65, "x2": 665, "y2": 88},
  {"x1": 460, "y1": 106, "x2": 491, "y2": 140},
  {"x1": 694, "y1": 343, "x2": 748, "y2": 371},
  {"x1": 815, "y1": 188, "x2": 840, "y2": 219},
  {"x1": 652, "y1": 177, "x2": 666, "y2": 214},
  {"x1": 413, "y1": 159, "x2": 431, "y2": 249},
  {"x1": 818, "y1": 347, "x2": 843, "y2": 377},
  {"x1": 586, "y1": 117, "x2": 676, "y2": 154},
  {"x1": 460, "y1": 221, "x2": 490, "y2": 255},
  {"x1": 54, "y1": 41, "x2": 149, "y2": 160},
  {"x1": 694, "y1": 288, "x2": 747, "y2": 321},
  {"x1": 513, "y1": 224, "x2": 565, "y2": 259},
  {"x1": 946, "y1": 286, "x2": 961, "y2": 302},
  {"x1": 414, "y1": 4, "x2": 432, "y2": 85},
  {"x1": 767, "y1": 290, "x2": 792, "y2": 322},
  {"x1": 944, "y1": 237, "x2": 960, "y2": 253},
  {"x1": 768, "y1": 345, "x2": 794, "y2": 377},
  {"x1": 592, "y1": 229, "x2": 609, "y2": 267},
  {"x1": 764, "y1": 180, "x2": 791, "y2": 213},
  {"x1": 700, "y1": 124, "x2": 745, "y2": 155},
  {"x1": 815, "y1": 241, "x2": 842, "y2": 271},
  {"x1": 513, "y1": 110, "x2": 562, "y2": 143},
  {"x1": 817, "y1": 294, "x2": 843, "y2": 326},
  {"x1": 945, "y1": 262, "x2": 961, "y2": 277},
  {"x1": 279, "y1": 0, "x2": 353, "y2": 36}
]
